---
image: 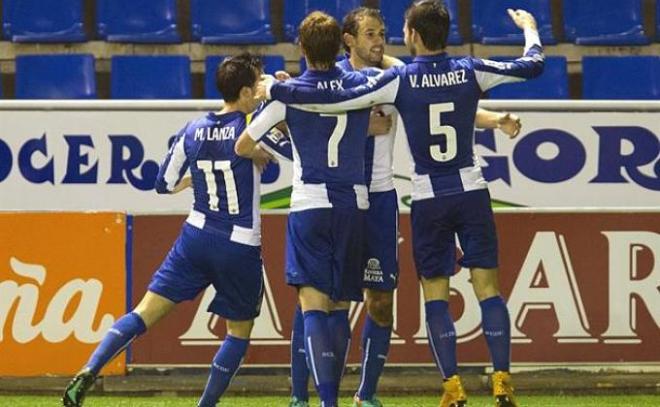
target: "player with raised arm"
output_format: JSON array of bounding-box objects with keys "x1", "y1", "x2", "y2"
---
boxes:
[
  {"x1": 262, "y1": 2, "x2": 544, "y2": 406},
  {"x1": 62, "y1": 53, "x2": 292, "y2": 407},
  {"x1": 235, "y1": 11, "x2": 382, "y2": 407},
  {"x1": 281, "y1": 7, "x2": 522, "y2": 407}
]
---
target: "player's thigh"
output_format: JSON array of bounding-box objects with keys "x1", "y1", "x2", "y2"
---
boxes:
[
  {"x1": 420, "y1": 275, "x2": 451, "y2": 302},
  {"x1": 331, "y1": 208, "x2": 367, "y2": 302},
  {"x1": 363, "y1": 190, "x2": 399, "y2": 291},
  {"x1": 285, "y1": 210, "x2": 335, "y2": 297},
  {"x1": 411, "y1": 198, "x2": 456, "y2": 279},
  {"x1": 147, "y1": 225, "x2": 212, "y2": 306},
  {"x1": 208, "y1": 241, "x2": 265, "y2": 321},
  {"x1": 455, "y1": 189, "x2": 499, "y2": 270},
  {"x1": 469, "y1": 267, "x2": 500, "y2": 301}
]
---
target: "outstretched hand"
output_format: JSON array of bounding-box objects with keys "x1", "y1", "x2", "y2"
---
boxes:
[
  {"x1": 497, "y1": 113, "x2": 522, "y2": 139},
  {"x1": 507, "y1": 9, "x2": 537, "y2": 31}
]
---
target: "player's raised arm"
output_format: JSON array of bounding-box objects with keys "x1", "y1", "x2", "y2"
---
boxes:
[
  {"x1": 154, "y1": 125, "x2": 191, "y2": 194},
  {"x1": 235, "y1": 100, "x2": 286, "y2": 157},
  {"x1": 258, "y1": 127, "x2": 293, "y2": 161},
  {"x1": 265, "y1": 68, "x2": 401, "y2": 113},
  {"x1": 471, "y1": 9, "x2": 545, "y2": 92}
]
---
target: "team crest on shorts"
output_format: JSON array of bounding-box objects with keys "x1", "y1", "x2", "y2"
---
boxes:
[{"x1": 364, "y1": 258, "x2": 384, "y2": 283}]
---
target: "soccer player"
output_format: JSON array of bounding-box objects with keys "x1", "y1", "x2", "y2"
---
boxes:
[
  {"x1": 235, "y1": 11, "x2": 382, "y2": 407},
  {"x1": 62, "y1": 53, "x2": 291, "y2": 407},
  {"x1": 260, "y1": 2, "x2": 544, "y2": 406},
  {"x1": 285, "y1": 6, "x2": 523, "y2": 407}
]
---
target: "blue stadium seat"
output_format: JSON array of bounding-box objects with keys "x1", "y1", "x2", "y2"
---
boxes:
[
  {"x1": 582, "y1": 57, "x2": 660, "y2": 99},
  {"x1": 191, "y1": 0, "x2": 275, "y2": 44},
  {"x1": 111, "y1": 56, "x2": 191, "y2": 99},
  {"x1": 2, "y1": 0, "x2": 86, "y2": 42},
  {"x1": 488, "y1": 56, "x2": 568, "y2": 99},
  {"x1": 383, "y1": 0, "x2": 462, "y2": 45},
  {"x1": 564, "y1": 0, "x2": 648, "y2": 45},
  {"x1": 205, "y1": 55, "x2": 285, "y2": 99},
  {"x1": 15, "y1": 54, "x2": 96, "y2": 99},
  {"x1": 657, "y1": 0, "x2": 660, "y2": 42},
  {"x1": 284, "y1": 0, "x2": 363, "y2": 42},
  {"x1": 97, "y1": 0, "x2": 180, "y2": 43},
  {"x1": 472, "y1": 0, "x2": 555, "y2": 45}
]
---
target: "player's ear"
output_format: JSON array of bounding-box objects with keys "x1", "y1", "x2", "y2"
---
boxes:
[
  {"x1": 343, "y1": 32, "x2": 356, "y2": 48},
  {"x1": 239, "y1": 85, "x2": 253, "y2": 100}
]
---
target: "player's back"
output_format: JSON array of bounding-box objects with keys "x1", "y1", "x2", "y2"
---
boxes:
[
  {"x1": 155, "y1": 111, "x2": 260, "y2": 245},
  {"x1": 284, "y1": 67, "x2": 371, "y2": 209},
  {"x1": 392, "y1": 55, "x2": 485, "y2": 197}
]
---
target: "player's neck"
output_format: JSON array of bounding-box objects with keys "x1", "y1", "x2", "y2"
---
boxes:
[
  {"x1": 349, "y1": 54, "x2": 374, "y2": 71},
  {"x1": 414, "y1": 43, "x2": 446, "y2": 57},
  {"x1": 217, "y1": 102, "x2": 247, "y2": 116}
]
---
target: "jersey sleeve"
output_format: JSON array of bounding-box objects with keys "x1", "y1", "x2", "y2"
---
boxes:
[
  {"x1": 246, "y1": 101, "x2": 287, "y2": 141},
  {"x1": 269, "y1": 68, "x2": 401, "y2": 113},
  {"x1": 258, "y1": 128, "x2": 293, "y2": 161},
  {"x1": 471, "y1": 28, "x2": 545, "y2": 91},
  {"x1": 154, "y1": 123, "x2": 190, "y2": 194}
]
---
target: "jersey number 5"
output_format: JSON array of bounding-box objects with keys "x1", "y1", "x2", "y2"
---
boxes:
[
  {"x1": 429, "y1": 102, "x2": 458, "y2": 162},
  {"x1": 198, "y1": 160, "x2": 239, "y2": 215}
]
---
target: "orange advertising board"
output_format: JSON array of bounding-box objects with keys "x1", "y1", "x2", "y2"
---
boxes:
[{"x1": 0, "y1": 212, "x2": 127, "y2": 376}]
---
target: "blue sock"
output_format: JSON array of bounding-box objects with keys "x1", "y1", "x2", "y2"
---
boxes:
[
  {"x1": 197, "y1": 335, "x2": 249, "y2": 407},
  {"x1": 425, "y1": 300, "x2": 457, "y2": 379},
  {"x1": 357, "y1": 315, "x2": 392, "y2": 401},
  {"x1": 480, "y1": 296, "x2": 511, "y2": 372},
  {"x1": 291, "y1": 305, "x2": 310, "y2": 401},
  {"x1": 304, "y1": 310, "x2": 338, "y2": 407},
  {"x1": 328, "y1": 309, "x2": 351, "y2": 382},
  {"x1": 86, "y1": 312, "x2": 146, "y2": 376}
]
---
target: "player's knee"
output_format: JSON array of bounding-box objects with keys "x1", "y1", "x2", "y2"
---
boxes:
[
  {"x1": 470, "y1": 267, "x2": 500, "y2": 301},
  {"x1": 366, "y1": 291, "x2": 394, "y2": 327},
  {"x1": 226, "y1": 319, "x2": 254, "y2": 339}
]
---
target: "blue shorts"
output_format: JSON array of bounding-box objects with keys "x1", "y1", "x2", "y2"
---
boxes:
[
  {"x1": 362, "y1": 190, "x2": 399, "y2": 291},
  {"x1": 148, "y1": 223, "x2": 264, "y2": 321},
  {"x1": 411, "y1": 189, "x2": 498, "y2": 279},
  {"x1": 285, "y1": 208, "x2": 365, "y2": 302}
]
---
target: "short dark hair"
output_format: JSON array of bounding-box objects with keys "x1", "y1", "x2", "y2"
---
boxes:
[
  {"x1": 341, "y1": 7, "x2": 385, "y2": 52},
  {"x1": 299, "y1": 11, "x2": 341, "y2": 69},
  {"x1": 215, "y1": 52, "x2": 262, "y2": 103},
  {"x1": 405, "y1": 0, "x2": 450, "y2": 51}
]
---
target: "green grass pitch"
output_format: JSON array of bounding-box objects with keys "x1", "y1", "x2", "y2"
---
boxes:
[{"x1": 3, "y1": 394, "x2": 659, "y2": 406}]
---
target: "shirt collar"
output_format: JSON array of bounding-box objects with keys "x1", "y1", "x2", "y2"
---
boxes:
[{"x1": 412, "y1": 53, "x2": 449, "y2": 63}]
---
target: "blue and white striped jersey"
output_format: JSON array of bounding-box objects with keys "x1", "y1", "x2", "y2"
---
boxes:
[
  {"x1": 154, "y1": 110, "x2": 292, "y2": 246},
  {"x1": 269, "y1": 30, "x2": 544, "y2": 200},
  {"x1": 336, "y1": 57, "x2": 402, "y2": 193},
  {"x1": 246, "y1": 67, "x2": 372, "y2": 212}
]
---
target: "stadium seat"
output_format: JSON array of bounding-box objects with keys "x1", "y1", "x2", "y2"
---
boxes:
[
  {"x1": 2, "y1": 0, "x2": 86, "y2": 42},
  {"x1": 582, "y1": 57, "x2": 660, "y2": 99},
  {"x1": 382, "y1": 0, "x2": 462, "y2": 45},
  {"x1": 657, "y1": 0, "x2": 660, "y2": 42},
  {"x1": 111, "y1": 56, "x2": 191, "y2": 99},
  {"x1": 15, "y1": 54, "x2": 96, "y2": 99},
  {"x1": 563, "y1": 0, "x2": 648, "y2": 45},
  {"x1": 205, "y1": 55, "x2": 285, "y2": 99},
  {"x1": 284, "y1": 0, "x2": 363, "y2": 42},
  {"x1": 97, "y1": 0, "x2": 180, "y2": 43},
  {"x1": 472, "y1": 0, "x2": 555, "y2": 45},
  {"x1": 191, "y1": 0, "x2": 275, "y2": 44},
  {"x1": 487, "y1": 56, "x2": 568, "y2": 99}
]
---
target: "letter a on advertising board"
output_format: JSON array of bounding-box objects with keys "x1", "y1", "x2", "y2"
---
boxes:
[{"x1": 0, "y1": 213, "x2": 126, "y2": 376}]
